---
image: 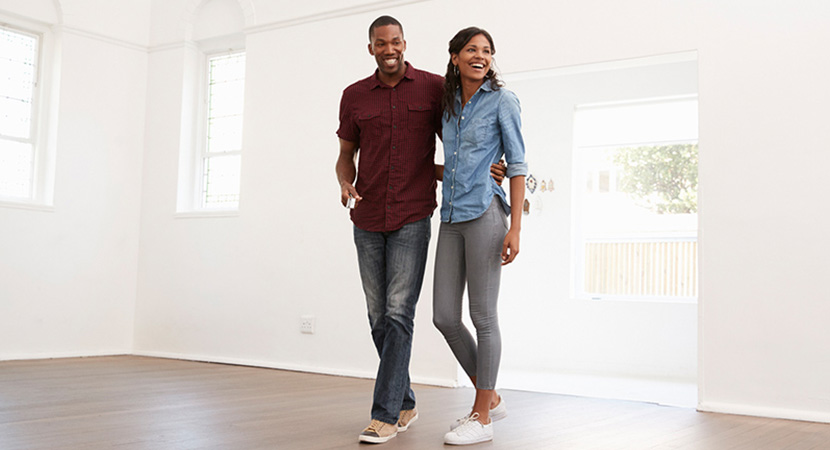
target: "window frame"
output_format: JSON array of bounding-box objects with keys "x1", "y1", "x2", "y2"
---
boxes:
[
  {"x1": 0, "y1": 19, "x2": 54, "y2": 210},
  {"x1": 176, "y1": 41, "x2": 246, "y2": 216}
]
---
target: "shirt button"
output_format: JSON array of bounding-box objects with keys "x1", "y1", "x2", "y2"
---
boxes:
[
  {"x1": 392, "y1": 146, "x2": 396, "y2": 149},
  {"x1": 454, "y1": 152, "x2": 457, "y2": 155},
  {"x1": 461, "y1": 116, "x2": 465, "y2": 120},
  {"x1": 392, "y1": 105, "x2": 396, "y2": 109},
  {"x1": 452, "y1": 168, "x2": 455, "y2": 172},
  {"x1": 393, "y1": 125, "x2": 397, "y2": 129},
  {"x1": 451, "y1": 185, "x2": 454, "y2": 189}
]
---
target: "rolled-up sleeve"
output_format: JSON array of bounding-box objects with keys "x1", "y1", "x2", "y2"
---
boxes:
[
  {"x1": 498, "y1": 91, "x2": 528, "y2": 178},
  {"x1": 336, "y1": 89, "x2": 358, "y2": 142}
]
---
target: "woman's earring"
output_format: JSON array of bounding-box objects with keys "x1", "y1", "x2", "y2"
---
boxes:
[{"x1": 453, "y1": 65, "x2": 459, "y2": 77}]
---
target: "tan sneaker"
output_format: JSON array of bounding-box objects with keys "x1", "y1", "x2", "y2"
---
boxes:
[
  {"x1": 359, "y1": 419, "x2": 398, "y2": 443},
  {"x1": 397, "y1": 407, "x2": 419, "y2": 432}
]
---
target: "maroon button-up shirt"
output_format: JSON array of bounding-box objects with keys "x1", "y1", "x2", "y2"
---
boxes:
[{"x1": 337, "y1": 62, "x2": 444, "y2": 232}]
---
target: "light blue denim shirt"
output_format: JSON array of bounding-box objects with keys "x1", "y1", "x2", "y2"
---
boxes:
[{"x1": 440, "y1": 83, "x2": 528, "y2": 223}]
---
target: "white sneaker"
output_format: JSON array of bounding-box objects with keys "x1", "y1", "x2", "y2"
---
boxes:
[
  {"x1": 444, "y1": 412, "x2": 493, "y2": 445},
  {"x1": 450, "y1": 396, "x2": 507, "y2": 430}
]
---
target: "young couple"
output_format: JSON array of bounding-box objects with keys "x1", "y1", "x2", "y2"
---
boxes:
[{"x1": 335, "y1": 15, "x2": 527, "y2": 446}]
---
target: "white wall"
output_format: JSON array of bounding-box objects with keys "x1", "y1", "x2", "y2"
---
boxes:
[
  {"x1": 1, "y1": 0, "x2": 828, "y2": 424},
  {"x1": 0, "y1": 0, "x2": 149, "y2": 358},
  {"x1": 696, "y1": 0, "x2": 830, "y2": 423}
]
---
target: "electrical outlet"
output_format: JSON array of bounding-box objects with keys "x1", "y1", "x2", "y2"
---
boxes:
[{"x1": 300, "y1": 315, "x2": 315, "y2": 334}]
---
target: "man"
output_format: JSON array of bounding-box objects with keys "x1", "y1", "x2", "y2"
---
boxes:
[{"x1": 335, "y1": 16, "x2": 504, "y2": 444}]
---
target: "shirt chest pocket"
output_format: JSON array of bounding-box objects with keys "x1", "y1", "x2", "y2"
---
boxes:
[
  {"x1": 407, "y1": 104, "x2": 433, "y2": 132},
  {"x1": 464, "y1": 117, "x2": 498, "y2": 147},
  {"x1": 358, "y1": 111, "x2": 382, "y2": 138}
]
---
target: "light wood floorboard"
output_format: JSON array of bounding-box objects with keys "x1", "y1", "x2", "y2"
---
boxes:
[{"x1": 0, "y1": 356, "x2": 828, "y2": 449}]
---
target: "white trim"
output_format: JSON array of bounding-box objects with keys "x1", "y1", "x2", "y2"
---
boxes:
[
  {"x1": 0, "y1": 350, "x2": 130, "y2": 362},
  {"x1": 698, "y1": 401, "x2": 830, "y2": 424},
  {"x1": 0, "y1": 9, "x2": 54, "y2": 30},
  {"x1": 148, "y1": 0, "x2": 433, "y2": 52},
  {"x1": 57, "y1": 25, "x2": 147, "y2": 52},
  {"x1": 132, "y1": 351, "x2": 456, "y2": 388},
  {"x1": 10, "y1": 0, "x2": 432, "y2": 54},
  {"x1": 243, "y1": 0, "x2": 430, "y2": 36},
  {"x1": 149, "y1": 40, "x2": 199, "y2": 54},
  {"x1": 504, "y1": 50, "x2": 698, "y2": 83},
  {"x1": 575, "y1": 94, "x2": 699, "y2": 112},
  {"x1": 174, "y1": 210, "x2": 240, "y2": 219},
  {"x1": 0, "y1": 200, "x2": 55, "y2": 212}
]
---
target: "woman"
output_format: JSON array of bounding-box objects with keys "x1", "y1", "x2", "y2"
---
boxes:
[{"x1": 433, "y1": 27, "x2": 527, "y2": 445}]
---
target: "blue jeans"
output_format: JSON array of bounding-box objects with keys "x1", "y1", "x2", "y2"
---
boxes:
[{"x1": 353, "y1": 216, "x2": 431, "y2": 425}]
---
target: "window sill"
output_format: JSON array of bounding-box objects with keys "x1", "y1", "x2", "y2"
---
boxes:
[
  {"x1": 174, "y1": 210, "x2": 239, "y2": 219},
  {"x1": 0, "y1": 200, "x2": 55, "y2": 213},
  {"x1": 575, "y1": 295, "x2": 697, "y2": 304}
]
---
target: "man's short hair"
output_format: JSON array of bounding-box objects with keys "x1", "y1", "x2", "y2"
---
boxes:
[{"x1": 369, "y1": 15, "x2": 403, "y2": 41}]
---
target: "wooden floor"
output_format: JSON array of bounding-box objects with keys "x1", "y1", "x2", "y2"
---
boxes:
[{"x1": 1, "y1": 357, "x2": 828, "y2": 449}]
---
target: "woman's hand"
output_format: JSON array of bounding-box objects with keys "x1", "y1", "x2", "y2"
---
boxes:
[{"x1": 501, "y1": 228, "x2": 520, "y2": 265}]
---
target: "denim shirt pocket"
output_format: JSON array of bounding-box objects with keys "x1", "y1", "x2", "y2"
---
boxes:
[{"x1": 470, "y1": 117, "x2": 497, "y2": 147}]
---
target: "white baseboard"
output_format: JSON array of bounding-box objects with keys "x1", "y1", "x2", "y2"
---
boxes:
[
  {"x1": 698, "y1": 401, "x2": 830, "y2": 424},
  {"x1": 0, "y1": 350, "x2": 129, "y2": 362},
  {"x1": 132, "y1": 350, "x2": 456, "y2": 388}
]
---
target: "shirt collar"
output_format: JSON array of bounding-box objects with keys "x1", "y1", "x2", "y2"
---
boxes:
[
  {"x1": 454, "y1": 80, "x2": 494, "y2": 105},
  {"x1": 371, "y1": 61, "x2": 414, "y2": 89}
]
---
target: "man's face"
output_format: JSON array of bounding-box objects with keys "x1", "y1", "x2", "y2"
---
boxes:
[{"x1": 368, "y1": 24, "x2": 406, "y2": 78}]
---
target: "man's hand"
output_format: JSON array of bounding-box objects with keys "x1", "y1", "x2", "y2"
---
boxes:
[
  {"x1": 336, "y1": 138, "x2": 361, "y2": 207},
  {"x1": 340, "y1": 182, "x2": 362, "y2": 207},
  {"x1": 490, "y1": 160, "x2": 507, "y2": 186}
]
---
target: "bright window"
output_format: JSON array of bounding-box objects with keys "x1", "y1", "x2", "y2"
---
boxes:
[
  {"x1": 0, "y1": 26, "x2": 39, "y2": 200},
  {"x1": 200, "y1": 51, "x2": 245, "y2": 209},
  {"x1": 573, "y1": 96, "x2": 699, "y2": 300}
]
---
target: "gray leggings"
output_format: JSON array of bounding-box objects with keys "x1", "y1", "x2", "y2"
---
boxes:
[{"x1": 433, "y1": 198, "x2": 507, "y2": 390}]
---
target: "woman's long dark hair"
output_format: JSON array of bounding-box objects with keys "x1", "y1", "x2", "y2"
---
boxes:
[{"x1": 441, "y1": 27, "x2": 503, "y2": 119}]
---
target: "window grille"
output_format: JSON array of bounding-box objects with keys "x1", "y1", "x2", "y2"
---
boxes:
[
  {"x1": 201, "y1": 52, "x2": 245, "y2": 209},
  {"x1": 0, "y1": 26, "x2": 38, "y2": 200}
]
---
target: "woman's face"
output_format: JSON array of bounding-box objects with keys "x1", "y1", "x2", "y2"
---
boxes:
[{"x1": 452, "y1": 33, "x2": 492, "y2": 84}]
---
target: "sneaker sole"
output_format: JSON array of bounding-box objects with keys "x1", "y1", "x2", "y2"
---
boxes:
[
  {"x1": 359, "y1": 432, "x2": 397, "y2": 444},
  {"x1": 397, "y1": 412, "x2": 419, "y2": 432},
  {"x1": 444, "y1": 434, "x2": 493, "y2": 445}
]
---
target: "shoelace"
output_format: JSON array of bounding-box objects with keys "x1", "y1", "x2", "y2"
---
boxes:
[
  {"x1": 365, "y1": 419, "x2": 385, "y2": 434},
  {"x1": 455, "y1": 412, "x2": 481, "y2": 432}
]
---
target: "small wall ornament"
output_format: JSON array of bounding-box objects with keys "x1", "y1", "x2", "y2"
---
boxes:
[{"x1": 526, "y1": 174, "x2": 537, "y2": 194}]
